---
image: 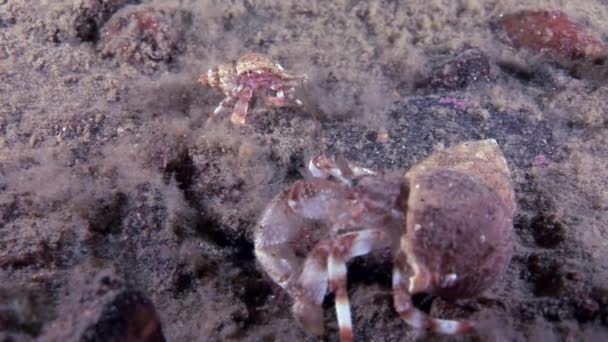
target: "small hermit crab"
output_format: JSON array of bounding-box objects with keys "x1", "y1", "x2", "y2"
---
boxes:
[
  {"x1": 254, "y1": 139, "x2": 516, "y2": 341},
  {"x1": 198, "y1": 52, "x2": 307, "y2": 126}
]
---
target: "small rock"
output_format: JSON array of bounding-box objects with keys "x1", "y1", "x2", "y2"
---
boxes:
[
  {"x1": 0, "y1": 285, "x2": 49, "y2": 336},
  {"x1": 529, "y1": 214, "x2": 566, "y2": 248},
  {"x1": 422, "y1": 49, "x2": 493, "y2": 90},
  {"x1": 84, "y1": 192, "x2": 127, "y2": 234},
  {"x1": 39, "y1": 271, "x2": 166, "y2": 342},
  {"x1": 575, "y1": 296, "x2": 599, "y2": 322},
  {"x1": 99, "y1": 5, "x2": 185, "y2": 70},
  {"x1": 526, "y1": 254, "x2": 565, "y2": 297}
]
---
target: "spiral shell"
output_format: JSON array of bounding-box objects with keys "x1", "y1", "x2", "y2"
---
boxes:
[{"x1": 401, "y1": 139, "x2": 515, "y2": 298}]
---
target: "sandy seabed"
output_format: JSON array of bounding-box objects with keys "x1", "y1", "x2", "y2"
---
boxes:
[{"x1": 1, "y1": 1, "x2": 608, "y2": 341}]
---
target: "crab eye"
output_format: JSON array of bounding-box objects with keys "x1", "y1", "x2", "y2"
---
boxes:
[{"x1": 308, "y1": 158, "x2": 329, "y2": 178}]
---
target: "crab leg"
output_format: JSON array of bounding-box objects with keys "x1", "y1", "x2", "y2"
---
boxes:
[
  {"x1": 283, "y1": 85, "x2": 303, "y2": 106},
  {"x1": 264, "y1": 87, "x2": 302, "y2": 107},
  {"x1": 255, "y1": 181, "x2": 333, "y2": 336},
  {"x1": 291, "y1": 241, "x2": 330, "y2": 336},
  {"x1": 265, "y1": 85, "x2": 304, "y2": 107},
  {"x1": 230, "y1": 87, "x2": 253, "y2": 125},
  {"x1": 392, "y1": 251, "x2": 474, "y2": 335},
  {"x1": 255, "y1": 186, "x2": 312, "y2": 289},
  {"x1": 327, "y1": 229, "x2": 390, "y2": 342},
  {"x1": 207, "y1": 96, "x2": 236, "y2": 123},
  {"x1": 263, "y1": 91, "x2": 287, "y2": 107}
]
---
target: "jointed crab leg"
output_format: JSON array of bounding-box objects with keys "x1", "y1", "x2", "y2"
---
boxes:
[
  {"x1": 263, "y1": 93, "x2": 287, "y2": 107},
  {"x1": 391, "y1": 252, "x2": 474, "y2": 335},
  {"x1": 264, "y1": 86, "x2": 303, "y2": 107},
  {"x1": 207, "y1": 96, "x2": 236, "y2": 124},
  {"x1": 328, "y1": 251, "x2": 353, "y2": 341},
  {"x1": 327, "y1": 229, "x2": 390, "y2": 342},
  {"x1": 230, "y1": 88, "x2": 253, "y2": 125}
]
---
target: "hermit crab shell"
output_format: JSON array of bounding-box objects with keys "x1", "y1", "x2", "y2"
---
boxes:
[
  {"x1": 198, "y1": 62, "x2": 238, "y2": 94},
  {"x1": 401, "y1": 139, "x2": 515, "y2": 299},
  {"x1": 235, "y1": 52, "x2": 303, "y2": 80}
]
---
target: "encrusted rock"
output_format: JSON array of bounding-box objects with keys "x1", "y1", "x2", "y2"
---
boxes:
[
  {"x1": 40, "y1": 270, "x2": 165, "y2": 342},
  {"x1": 99, "y1": 5, "x2": 185, "y2": 70},
  {"x1": 422, "y1": 49, "x2": 493, "y2": 90},
  {"x1": 500, "y1": 10, "x2": 606, "y2": 61}
]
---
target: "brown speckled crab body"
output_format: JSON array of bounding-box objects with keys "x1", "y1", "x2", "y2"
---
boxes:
[
  {"x1": 199, "y1": 53, "x2": 307, "y2": 125},
  {"x1": 254, "y1": 139, "x2": 516, "y2": 341}
]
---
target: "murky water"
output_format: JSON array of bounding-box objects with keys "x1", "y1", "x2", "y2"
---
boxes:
[{"x1": 1, "y1": 1, "x2": 607, "y2": 341}]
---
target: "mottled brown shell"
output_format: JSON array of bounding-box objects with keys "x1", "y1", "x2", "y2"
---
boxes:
[
  {"x1": 235, "y1": 52, "x2": 303, "y2": 80},
  {"x1": 197, "y1": 62, "x2": 238, "y2": 95},
  {"x1": 401, "y1": 139, "x2": 515, "y2": 298}
]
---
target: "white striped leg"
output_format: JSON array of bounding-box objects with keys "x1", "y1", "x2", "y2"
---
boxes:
[
  {"x1": 392, "y1": 255, "x2": 474, "y2": 335},
  {"x1": 286, "y1": 87, "x2": 304, "y2": 106},
  {"x1": 263, "y1": 95, "x2": 286, "y2": 107},
  {"x1": 264, "y1": 86, "x2": 288, "y2": 107},
  {"x1": 327, "y1": 229, "x2": 389, "y2": 342},
  {"x1": 213, "y1": 96, "x2": 235, "y2": 116},
  {"x1": 206, "y1": 96, "x2": 235, "y2": 125},
  {"x1": 230, "y1": 88, "x2": 253, "y2": 125},
  {"x1": 265, "y1": 87, "x2": 303, "y2": 107}
]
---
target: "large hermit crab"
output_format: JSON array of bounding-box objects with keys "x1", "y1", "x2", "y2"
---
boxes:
[
  {"x1": 198, "y1": 53, "x2": 307, "y2": 126},
  {"x1": 254, "y1": 139, "x2": 516, "y2": 341}
]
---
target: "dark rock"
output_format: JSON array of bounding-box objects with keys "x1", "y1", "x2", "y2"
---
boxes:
[
  {"x1": 591, "y1": 287, "x2": 608, "y2": 325},
  {"x1": 40, "y1": 271, "x2": 165, "y2": 342},
  {"x1": 421, "y1": 49, "x2": 493, "y2": 90},
  {"x1": 163, "y1": 150, "x2": 196, "y2": 192},
  {"x1": 73, "y1": 0, "x2": 138, "y2": 42},
  {"x1": 575, "y1": 297, "x2": 599, "y2": 322},
  {"x1": 0, "y1": 285, "x2": 50, "y2": 337},
  {"x1": 86, "y1": 192, "x2": 128, "y2": 234},
  {"x1": 529, "y1": 214, "x2": 566, "y2": 248},
  {"x1": 526, "y1": 254, "x2": 564, "y2": 297}
]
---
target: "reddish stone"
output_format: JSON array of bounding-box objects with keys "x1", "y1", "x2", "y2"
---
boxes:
[
  {"x1": 500, "y1": 10, "x2": 608, "y2": 64},
  {"x1": 99, "y1": 5, "x2": 184, "y2": 68}
]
